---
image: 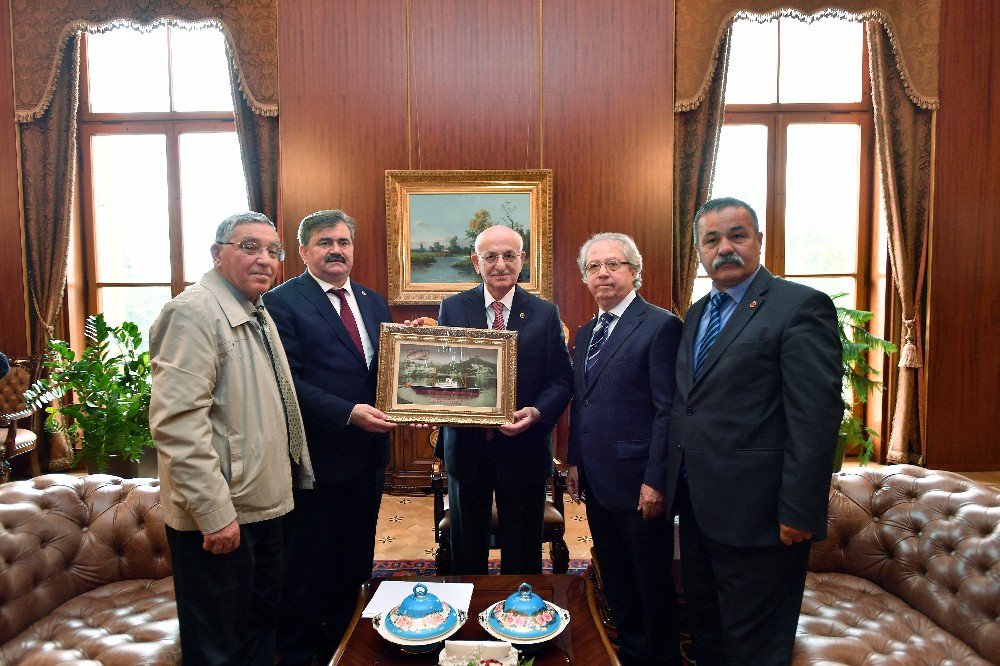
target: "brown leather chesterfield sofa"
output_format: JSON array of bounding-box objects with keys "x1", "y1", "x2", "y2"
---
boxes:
[
  {"x1": 796, "y1": 464, "x2": 1000, "y2": 665},
  {"x1": 0, "y1": 474, "x2": 178, "y2": 665}
]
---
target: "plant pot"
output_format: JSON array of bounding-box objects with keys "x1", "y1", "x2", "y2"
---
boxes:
[{"x1": 87, "y1": 448, "x2": 158, "y2": 479}]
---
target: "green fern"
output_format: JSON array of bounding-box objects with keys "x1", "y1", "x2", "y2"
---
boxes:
[
  {"x1": 833, "y1": 294, "x2": 896, "y2": 467},
  {"x1": 24, "y1": 313, "x2": 153, "y2": 473}
]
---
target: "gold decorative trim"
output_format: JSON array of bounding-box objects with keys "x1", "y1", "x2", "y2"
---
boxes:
[
  {"x1": 12, "y1": 2, "x2": 278, "y2": 122},
  {"x1": 375, "y1": 324, "x2": 519, "y2": 426},
  {"x1": 675, "y1": 5, "x2": 939, "y2": 113},
  {"x1": 385, "y1": 169, "x2": 553, "y2": 305}
]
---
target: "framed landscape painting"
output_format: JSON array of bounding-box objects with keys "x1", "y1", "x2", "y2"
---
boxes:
[
  {"x1": 375, "y1": 323, "x2": 518, "y2": 425},
  {"x1": 385, "y1": 169, "x2": 553, "y2": 305}
]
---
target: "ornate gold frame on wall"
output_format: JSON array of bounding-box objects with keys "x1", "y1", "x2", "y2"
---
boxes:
[
  {"x1": 375, "y1": 324, "x2": 518, "y2": 426},
  {"x1": 385, "y1": 169, "x2": 553, "y2": 305}
]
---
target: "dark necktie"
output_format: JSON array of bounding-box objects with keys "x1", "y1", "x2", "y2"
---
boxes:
[
  {"x1": 694, "y1": 291, "x2": 728, "y2": 377},
  {"x1": 585, "y1": 312, "x2": 615, "y2": 384},
  {"x1": 331, "y1": 288, "x2": 366, "y2": 360},
  {"x1": 253, "y1": 307, "x2": 304, "y2": 464}
]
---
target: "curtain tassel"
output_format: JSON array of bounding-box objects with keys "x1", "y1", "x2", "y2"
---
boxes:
[{"x1": 898, "y1": 318, "x2": 921, "y2": 368}]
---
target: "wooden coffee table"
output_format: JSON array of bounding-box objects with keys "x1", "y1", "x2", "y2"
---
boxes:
[{"x1": 331, "y1": 573, "x2": 619, "y2": 664}]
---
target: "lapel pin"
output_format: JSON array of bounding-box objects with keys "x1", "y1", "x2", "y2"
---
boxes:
[
  {"x1": 361, "y1": 290, "x2": 367, "y2": 296},
  {"x1": 519, "y1": 312, "x2": 526, "y2": 319},
  {"x1": 749, "y1": 300, "x2": 757, "y2": 308}
]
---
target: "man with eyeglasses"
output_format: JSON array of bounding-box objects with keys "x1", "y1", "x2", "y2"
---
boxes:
[
  {"x1": 150, "y1": 211, "x2": 312, "y2": 665},
  {"x1": 566, "y1": 232, "x2": 683, "y2": 665},
  {"x1": 435, "y1": 224, "x2": 573, "y2": 575},
  {"x1": 264, "y1": 209, "x2": 395, "y2": 666}
]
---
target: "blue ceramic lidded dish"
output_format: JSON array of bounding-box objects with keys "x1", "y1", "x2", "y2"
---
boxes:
[
  {"x1": 487, "y1": 583, "x2": 561, "y2": 639},
  {"x1": 384, "y1": 583, "x2": 458, "y2": 640}
]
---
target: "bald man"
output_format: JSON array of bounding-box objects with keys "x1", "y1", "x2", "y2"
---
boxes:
[{"x1": 435, "y1": 225, "x2": 573, "y2": 575}]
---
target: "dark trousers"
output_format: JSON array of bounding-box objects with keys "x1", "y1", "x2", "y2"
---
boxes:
[
  {"x1": 677, "y1": 479, "x2": 811, "y2": 666},
  {"x1": 447, "y1": 458, "x2": 546, "y2": 575},
  {"x1": 166, "y1": 517, "x2": 286, "y2": 666},
  {"x1": 586, "y1": 494, "x2": 682, "y2": 666},
  {"x1": 277, "y1": 468, "x2": 385, "y2": 664}
]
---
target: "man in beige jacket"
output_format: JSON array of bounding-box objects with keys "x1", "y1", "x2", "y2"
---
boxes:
[{"x1": 150, "y1": 211, "x2": 311, "y2": 665}]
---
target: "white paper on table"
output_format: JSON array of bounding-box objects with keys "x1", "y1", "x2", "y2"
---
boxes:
[{"x1": 361, "y1": 581, "x2": 475, "y2": 618}]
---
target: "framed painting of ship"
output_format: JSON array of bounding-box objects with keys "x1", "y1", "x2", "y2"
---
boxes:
[
  {"x1": 375, "y1": 323, "x2": 518, "y2": 425},
  {"x1": 385, "y1": 169, "x2": 553, "y2": 305}
]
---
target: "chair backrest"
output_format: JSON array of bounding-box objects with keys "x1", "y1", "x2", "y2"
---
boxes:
[{"x1": 0, "y1": 355, "x2": 43, "y2": 417}]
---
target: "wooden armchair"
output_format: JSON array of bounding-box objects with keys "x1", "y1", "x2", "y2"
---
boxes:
[
  {"x1": 0, "y1": 355, "x2": 44, "y2": 483},
  {"x1": 431, "y1": 435, "x2": 570, "y2": 575}
]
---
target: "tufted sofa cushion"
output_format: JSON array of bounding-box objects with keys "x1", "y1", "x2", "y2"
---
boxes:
[
  {"x1": 795, "y1": 464, "x2": 1000, "y2": 665},
  {"x1": 0, "y1": 474, "x2": 178, "y2": 665}
]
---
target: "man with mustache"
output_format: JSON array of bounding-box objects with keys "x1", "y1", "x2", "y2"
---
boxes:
[
  {"x1": 265, "y1": 210, "x2": 395, "y2": 665},
  {"x1": 150, "y1": 211, "x2": 312, "y2": 664},
  {"x1": 666, "y1": 197, "x2": 842, "y2": 665},
  {"x1": 436, "y1": 224, "x2": 573, "y2": 575}
]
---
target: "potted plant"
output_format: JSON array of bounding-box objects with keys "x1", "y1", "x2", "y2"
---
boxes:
[
  {"x1": 833, "y1": 295, "x2": 897, "y2": 470},
  {"x1": 24, "y1": 313, "x2": 155, "y2": 475}
]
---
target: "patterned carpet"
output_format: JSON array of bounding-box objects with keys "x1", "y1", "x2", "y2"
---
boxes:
[
  {"x1": 372, "y1": 558, "x2": 591, "y2": 577},
  {"x1": 371, "y1": 493, "x2": 594, "y2": 564}
]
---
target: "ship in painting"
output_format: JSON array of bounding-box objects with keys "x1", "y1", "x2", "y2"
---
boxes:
[{"x1": 410, "y1": 376, "x2": 481, "y2": 399}]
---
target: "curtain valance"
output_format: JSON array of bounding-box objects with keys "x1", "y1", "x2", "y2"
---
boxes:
[
  {"x1": 675, "y1": 0, "x2": 939, "y2": 111},
  {"x1": 11, "y1": 0, "x2": 277, "y2": 121}
]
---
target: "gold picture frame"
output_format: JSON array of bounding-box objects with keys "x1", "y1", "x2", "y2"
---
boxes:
[
  {"x1": 385, "y1": 169, "x2": 553, "y2": 305},
  {"x1": 375, "y1": 323, "x2": 518, "y2": 425}
]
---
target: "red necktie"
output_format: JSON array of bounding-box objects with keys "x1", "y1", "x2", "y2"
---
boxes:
[
  {"x1": 491, "y1": 301, "x2": 505, "y2": 330},
  {"x1": 331, "y1": 288, "x2": 365, "y2": 359}
]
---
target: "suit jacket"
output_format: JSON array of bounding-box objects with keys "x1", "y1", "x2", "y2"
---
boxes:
[
  {"x1": 668, "y1": 268, "x2": 842, "y2": 547},
  {"x1": 568, "y1": 294, "x2": 682, "y2": 512},
  {"x1": 437, "y1": 284, "x2": 573, "y2": 486},
  {"x1": 264, "y1": 272, "x2": 392, "y2": 484}
]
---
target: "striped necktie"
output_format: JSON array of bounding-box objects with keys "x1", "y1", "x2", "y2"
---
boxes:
[
  {"x1": 585, "y1": 312, "x2": 615, "y2": 384},
  {"x1": 491, "y1": 301, "x2": 505, "y2": 330},
  {"x1": 694, "y1": 291, "x2": 728, "y2": 377}
]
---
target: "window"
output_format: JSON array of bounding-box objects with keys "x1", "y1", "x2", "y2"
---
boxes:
[
  {"x1": 698, "y1": 15, "x2": 879, "y2": 314},
  {"x1": 78, "y1": 25, "x2": 249, "y2": 339},
  {"x1": 706, "y1": 15, "x2": 890, "y2": 446}
]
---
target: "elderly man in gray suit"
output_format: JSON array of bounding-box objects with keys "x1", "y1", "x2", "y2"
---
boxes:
[{"x1": 566, "y1": 232, "x2": 683, "y2": 665}]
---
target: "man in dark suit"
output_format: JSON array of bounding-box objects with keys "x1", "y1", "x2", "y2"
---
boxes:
[
  {"x1": 437, "y1": 224, "x2": 573, "y2": 575},
  {"x1": 265, "y1": 209, "x2": 396, "y2": 665},
  {"x1": 668, "y1": 197, "x2": 842, "y2": 665},
  {"x1": 566, "y1": 232, "x2": 683, "y2": 666}
]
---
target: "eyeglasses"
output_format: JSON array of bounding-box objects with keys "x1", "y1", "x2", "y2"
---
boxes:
[
  {"x1": 217, "y1": 240, "x2": 286, "y2": 261},
  {"x1": 585, "y1": 259, "x2": 633, "y2": 274},
  {"x1": 479, "y1": 251, "x2": 520, "y2": 264}
]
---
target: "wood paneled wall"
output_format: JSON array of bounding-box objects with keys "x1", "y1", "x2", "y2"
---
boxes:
[
  {"x1": 925, "y1": 0, "x2": 1000, "y2": 470},
  {"x1": 279, "y1": 0, "x2": 673, "y2": 473},
  {"x1": 0, "y1": 0, "x2": 28, "y2": 355},
  {"x1": 278, "y1": 0, "x2": 674, "y2": 335}
]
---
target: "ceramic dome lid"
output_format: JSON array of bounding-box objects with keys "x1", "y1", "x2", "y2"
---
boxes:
[
  {"x1": 503, "y1": 583, "x2": 547, "y2": 614},
  {"x1": 384, "y1": 583, "x2": 458, "y2": 640},
  {"x1": 486, "y1": 583, "x2": 562, "y2": 640}
]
